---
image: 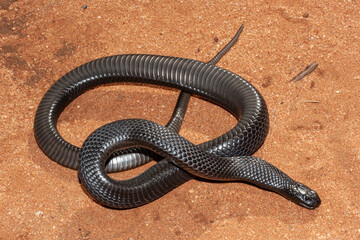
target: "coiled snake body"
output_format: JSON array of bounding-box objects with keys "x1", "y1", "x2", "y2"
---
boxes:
[{"x1": 34, "y1": 26, "x2": 321, "y2": 209}]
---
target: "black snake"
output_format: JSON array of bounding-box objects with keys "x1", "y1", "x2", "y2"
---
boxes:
[{"x1": 34, "y1": 25, "x2": 321, "y2": 209}]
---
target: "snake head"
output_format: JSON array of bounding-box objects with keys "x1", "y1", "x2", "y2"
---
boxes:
[{"x1": 285, "y1": 183, "x2": 321, "y2": 209}]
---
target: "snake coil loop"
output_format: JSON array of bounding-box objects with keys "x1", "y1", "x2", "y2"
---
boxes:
[{"x1": 34, "y1": 26, "x2": 320, "y2": 209}]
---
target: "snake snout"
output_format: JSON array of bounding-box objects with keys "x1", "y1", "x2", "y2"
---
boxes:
[{"x1": 290, "y1": 183, "x2": 321, "y2": 209}]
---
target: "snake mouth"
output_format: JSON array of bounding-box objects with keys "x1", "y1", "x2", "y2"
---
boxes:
[{"x1": 297, "y1": 195, "x2": 321, "y2": 209}]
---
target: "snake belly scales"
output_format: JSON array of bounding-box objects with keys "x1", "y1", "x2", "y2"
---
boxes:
[{"x1": 34, "y1": 26, "x2": 321, "y2": 209}]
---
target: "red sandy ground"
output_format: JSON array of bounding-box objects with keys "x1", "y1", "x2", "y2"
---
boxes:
[{"x1": 1, "y1": 0, "x2": 359, "y2": 239}]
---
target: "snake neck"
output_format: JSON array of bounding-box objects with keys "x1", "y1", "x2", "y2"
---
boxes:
[
  {"x1": 228, "y1": 156, "x2": 293, "y2": 190},
  {"x1": 229, "y1": 156, "x2": 320, "y2": 209}
]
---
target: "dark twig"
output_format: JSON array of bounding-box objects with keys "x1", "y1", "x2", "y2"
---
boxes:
[{"x1": 290, "y1": 62, "x2": 318, "y2": 82}]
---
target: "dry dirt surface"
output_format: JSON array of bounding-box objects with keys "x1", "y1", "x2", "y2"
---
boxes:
[{"x1": 1, "y1": 0, "x2": 359, "y2": 239}]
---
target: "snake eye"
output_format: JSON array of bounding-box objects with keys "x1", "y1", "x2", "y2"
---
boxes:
[{"x1": 304, "y1": 196, "x2": 311, "y2": 202}]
